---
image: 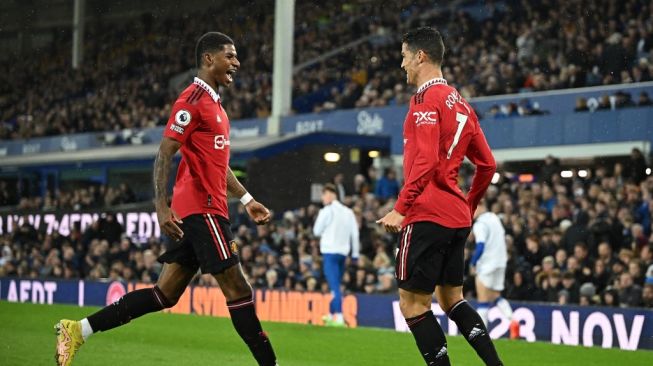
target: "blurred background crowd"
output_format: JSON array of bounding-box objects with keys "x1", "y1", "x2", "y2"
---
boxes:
[
  {"x1": 3, "y1": 0, "x2": 653, "y2": 139},
  {"x1": 1, "y1": 152, "x2": 652, "y2": 309}
]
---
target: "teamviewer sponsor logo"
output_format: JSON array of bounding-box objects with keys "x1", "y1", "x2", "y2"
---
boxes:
[
  {"x1": 413, "y1": 111, "x2": 438, "y2": 126},
  {"x1": 170, "y1": 124, "x2": 185, "y2": 134},
  {"x1": 214, "y1": 135, "x2": 230, "y2": 149}
]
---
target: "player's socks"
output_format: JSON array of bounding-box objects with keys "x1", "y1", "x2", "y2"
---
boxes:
[
  {"x1": 334, "y1": 313, "x2": 344, "y2": 324},
  {"x1": 87, "y1": 286, "x2": 172, "y2": 333},
  {"x1": 493, "y1": 297, "x2": 513, "y2": 320},
  {"x1": 80, "y1": 318, "x2": 93, "y2": 340},
  {"x1": 477, "y1": 302, "x2": 491, "y2": 326},
  {"x1": 227, "y1": 295, "x2": 277, "y2": 366},
  {"x1": 405, "y1": 310, "x2": 451, "y2": 366},
  {"x1": 447, "y1": 300, "x2": 503, "y2": 366}
]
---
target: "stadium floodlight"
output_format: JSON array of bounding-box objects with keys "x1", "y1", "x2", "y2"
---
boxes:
[
  {"x1": 491, "y1": 172, "x2": 501, "y2": 184},
  {"x1": 578, "y1": 170, "x2": 588, "y2": 178},
  {"x1": 324, "y1": 152, "x2": 341, "y2": 162},
  {"x1": 368, "y1": 150, "x2": 380, "y2": 158},
  {"x1": 560, "y1": 170, "x2": 573, "y2": 178}
]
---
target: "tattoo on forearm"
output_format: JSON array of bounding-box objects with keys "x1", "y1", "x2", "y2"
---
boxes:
[
  {"x1": 226, "y1": 168, "x2": 247, "y2": 197},
  {"x1": 153, "y1": 150, "x2": 173, "y2": 206}
]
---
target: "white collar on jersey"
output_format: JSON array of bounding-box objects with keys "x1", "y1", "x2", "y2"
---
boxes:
[
  {"x1": 416, "y1": 77, "x2": 448, "y2": 94},
  {"x1": 193, "y1": 77, "x2": 221, "y2": 103}
]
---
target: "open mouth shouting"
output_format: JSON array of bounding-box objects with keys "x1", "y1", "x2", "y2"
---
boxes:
[{"x1": 226, "y1": 68, "x2": 237, "y2": 83}]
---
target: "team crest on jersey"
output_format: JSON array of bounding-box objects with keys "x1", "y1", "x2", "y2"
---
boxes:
[
  {"x1": 413, "y1": 111, "x2": 438, "y2": 126},
  {"x1": 175, "y1": 110, "x2": 192, "y2": 126},
  {"x1": 217, "y1": 115, "x2": 222, "y2": 123},
  {"x1": 229, "y1": 240, "x2": 238, "y2": 255}
]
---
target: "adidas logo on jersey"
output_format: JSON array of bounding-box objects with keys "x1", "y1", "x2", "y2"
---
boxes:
[{"x1": 468, "y1": 326, "x2": 484, "y2": 340}]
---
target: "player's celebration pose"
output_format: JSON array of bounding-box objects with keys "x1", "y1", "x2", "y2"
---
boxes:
[
  {"x1": 55, "y1": 32, "x2": 279, "y2": 366},
  {"x1": 377, "y1": 27, "x2": 503, "y2": 366}
]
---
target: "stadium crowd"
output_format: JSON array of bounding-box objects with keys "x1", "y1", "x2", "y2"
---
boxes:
[
  {"x1": 3, "y1": 0, "x2": 653, "y2": 139},
  {"x1": 1, "y1": 153, "x2": 652, "y2": 309},
  {"x1": 0, "y1": 181, "x2": 137, "y2": 211}
]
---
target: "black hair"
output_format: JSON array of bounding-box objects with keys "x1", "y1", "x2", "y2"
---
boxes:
[
  {"x1": 195, "y1": 32, "x2": 234, "y2": 68},
  {"x1": 402, "y1": 26, "x2": 445, "y2": 65}
]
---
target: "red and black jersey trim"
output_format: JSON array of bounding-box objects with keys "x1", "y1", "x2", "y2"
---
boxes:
[
  {"x1": 414, "y1": 90, "x2": 427, "y2": 105},
  {"x1": 186, "y1": 86, "x2": 205, "y2": 104}
]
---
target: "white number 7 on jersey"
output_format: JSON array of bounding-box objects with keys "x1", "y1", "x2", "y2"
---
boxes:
[{"x1": 447, "y1": 112, "x2": 468, "y2": 159}]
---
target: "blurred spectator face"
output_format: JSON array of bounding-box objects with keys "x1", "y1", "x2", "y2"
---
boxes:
[
  {"x1": 620, "y1": 273, "x2": 633, "y2": 289},
  {"x1": 566, "y1": 257, "x2": 579, "y2": 272},
  {"x1": 555, "y1": 248, "x2": 567, "y2": 266},
  {"x1": 542, "y1": 256, "x2": 554, "y2": 273},
  {"x1": 643, "y1": 285, "x2": 653, "y2": 305},
  {"x1": 266, "y1": 269, "x2": 278, "y2": 288},
  {"x1": 594, "y1": 260, "x2": 606, "y2": 275},
  {"x1": 629, "y1": 261, "x2": 641, "y2": 278},
  {"x1": 526, "y1": 237, "x2": 539, "y2": 252},
  {"x1": 513, "y1": 272, "x2": 523, "y2": 286},
  {"x1": 321, "y1": 188, "x2": 337, "y2": 206},
  {"x1": 618, "y1": 249, "x2": 633, "y2": 265},
  {"x1": 574, "y1": 244, "x2": 588, "y2": 261},
  {"x1": 598, "y1": 242, "x2": 611, "y2": 260}
]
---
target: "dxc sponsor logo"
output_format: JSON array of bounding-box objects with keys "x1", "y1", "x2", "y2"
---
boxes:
[{"x1": 413, "y1": 111, "x2": 438, "y2": 125}]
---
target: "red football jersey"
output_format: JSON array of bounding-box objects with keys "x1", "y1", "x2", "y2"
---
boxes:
[
  {"x1": 163, "y1": 77, "x2": 231, "y2": 219},
  {"x1": 394, "y1": 78, "x2": 496, "y2": 228}
]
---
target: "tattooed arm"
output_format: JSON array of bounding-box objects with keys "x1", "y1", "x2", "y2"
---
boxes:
[
  {"x1": 154, "y1": 137, "x2": 183, "y2": 240},
  {"x1": 226, "y1": 167, "x2": 248, "y2": 198}
]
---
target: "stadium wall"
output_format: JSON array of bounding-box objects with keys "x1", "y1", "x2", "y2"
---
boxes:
[{"x1": 1, "y1": 277, "x2": 651, "y2": 351}]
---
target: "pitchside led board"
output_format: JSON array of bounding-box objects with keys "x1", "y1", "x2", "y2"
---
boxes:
[{"x1": 1, "y1": 277, "x2": 651, "y2": 351}]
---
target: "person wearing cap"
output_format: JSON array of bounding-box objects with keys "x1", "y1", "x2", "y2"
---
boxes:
[{"x1": 313, "y1": 183, "x2": 360, "y2": 327}]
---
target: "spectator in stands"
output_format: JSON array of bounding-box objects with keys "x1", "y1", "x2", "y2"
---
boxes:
[
  {"x1": 374, "y1": 168, "x2": 400, "y2": 202},
  {"x1": 618, "y1": 272, "x2": 643, "y2": 307},
  {"x1": 638, "y1": 91, "x2": 652, "y2": 106}
]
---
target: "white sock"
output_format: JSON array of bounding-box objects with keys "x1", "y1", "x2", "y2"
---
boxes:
[
  {"x1": 495, "y1": 297, "x2": 513, "y2": 321},
  {"x1": 477, "y1": 306, "x2": 489, "y2": 326},
  {"x1": 334, "y1": 313, "x2": 344, "y2": 324},
  {"x1": 80, "y1": 318, "x2": 94, "y2": 341}
]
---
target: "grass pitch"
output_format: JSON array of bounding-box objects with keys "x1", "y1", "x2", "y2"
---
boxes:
[{"x1": 0, "y1": 301, "x2": 650, "y2": 365}]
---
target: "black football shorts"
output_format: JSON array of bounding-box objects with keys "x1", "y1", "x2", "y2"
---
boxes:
[
  {"x1": 158, "y1": 214, "x2": 239, "y2": 274},
  {"x1": 395, "y1": 221, "x2": 471, "y2": 293}
]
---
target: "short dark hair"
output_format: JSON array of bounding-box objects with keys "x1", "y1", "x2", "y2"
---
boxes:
[
  {"x1": 323, "y1": 183, "x2": 337, "y2": 194},
  {"x1": 195, "y1": 32, "x2": 234, "y2": 68},
  {"x1": 402, "y1": 27, "x2": 445, "y2": 65}
]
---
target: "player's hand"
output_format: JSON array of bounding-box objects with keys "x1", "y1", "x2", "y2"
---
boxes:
[
  {"x1": 156, "y1": 206, "x2": 184, "y2": 241},
  {"x1": 246, "y1": 200, "x2": 271, "y2": 225},
  {"x1": 470, "y1": 266, "x2": 477, "y2": 276},
  {"x1": 376, "y1": 209, "x2": 404, "y2": 233}
]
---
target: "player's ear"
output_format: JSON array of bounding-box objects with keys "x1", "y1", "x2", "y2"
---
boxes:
[{"x1": 203, "y1": 52, "x2": 213, "y2": 66}]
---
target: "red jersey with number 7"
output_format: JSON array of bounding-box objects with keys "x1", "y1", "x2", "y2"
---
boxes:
[
  {"x1": 163, "y1": 77, "x2": 230, "y2": 220},
  {"x1": 394, "y1": 78, "x2": 496, "y2": 228}
]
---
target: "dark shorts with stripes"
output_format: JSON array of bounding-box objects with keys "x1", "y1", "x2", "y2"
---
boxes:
[
  {"x1": 395, "y1": 221, "x2": 470, "y2": 293},
  {"x1": 158, "y1": 214, "x2": 239, "y2": 274}
]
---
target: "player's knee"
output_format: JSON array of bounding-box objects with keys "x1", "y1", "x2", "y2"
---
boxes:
[
  {"x1": 399, "y1": 294, "x2": 430, "y2": 318},
  {"x1": 154, "y1": 285, "x2": 177, "y2": 308},
  {"x1": 221, "y1": 278, "x2": 253, "y2": 301}
]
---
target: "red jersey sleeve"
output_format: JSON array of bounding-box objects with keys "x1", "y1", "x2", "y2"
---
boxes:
[
  {"x1": 163, "y1": 101, "x2": 201, "y2": 144},
  {"x1": 465, "y1": 127, "x2": 496, "y2": 216},
  {"x1": 395, "y1": 103, "x2": 441, "y2": 215}
]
